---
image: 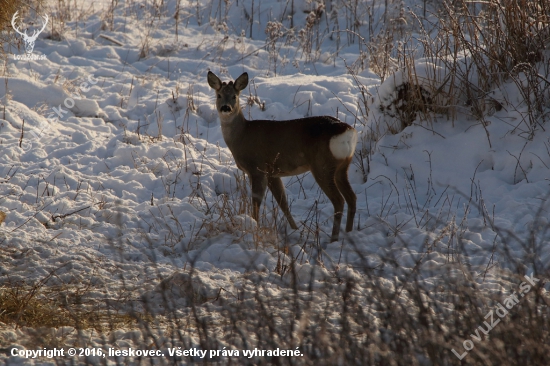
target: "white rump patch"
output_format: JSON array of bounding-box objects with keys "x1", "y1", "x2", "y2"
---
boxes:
[{"x1": 329, "y1": 129, "x2": 358, "y2": 159}]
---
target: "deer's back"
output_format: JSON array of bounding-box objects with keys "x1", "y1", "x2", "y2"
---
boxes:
[{"x1": 229, "y1": 116, "x2": 354, "y2": 177}]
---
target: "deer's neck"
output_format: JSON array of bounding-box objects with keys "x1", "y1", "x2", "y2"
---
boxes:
[{"x1": 219, "y1": 108, "x2": 246, "y2": 148}]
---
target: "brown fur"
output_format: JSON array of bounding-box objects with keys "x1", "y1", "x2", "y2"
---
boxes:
[{"x1": 208, "y1": 71, "x2": 357, "y2": 242}]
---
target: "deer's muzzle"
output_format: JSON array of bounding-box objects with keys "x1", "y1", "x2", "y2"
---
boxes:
[{"x1": 220, "y1": 105, "x2": 232, "y2": 113}]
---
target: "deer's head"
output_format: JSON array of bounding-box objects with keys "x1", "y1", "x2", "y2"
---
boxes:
[
  {"x1": 207, "y1": 71, "x2": 248, "y2": 118},
  {"x1": 11, "y1": 11, "x2": 49, "y2": 55}
]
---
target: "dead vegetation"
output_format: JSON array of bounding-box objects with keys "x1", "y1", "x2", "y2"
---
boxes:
[
  {"x1": 0, "y1": 0, "x2": 549, "y2": 364},
  {"x1": 0, "y1": 0, "x2": 20, "y2": 62},
  {"x1": 0, "y1": 276, "x2": 148, "y2": 332}
]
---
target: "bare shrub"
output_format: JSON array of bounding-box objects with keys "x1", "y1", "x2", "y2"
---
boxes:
[
  {"x1": 425, "y1": 0, "x2": 550, "y2": 134},
  {"x1": 0, "y1": 0, "x2": 27, "y2": 60},
  {"x1": 378, "y1": 81, "x2": 433, "y2": 133},
  {"x1": 298, "y1": 4, "x2": 324, "y2": 63},
  {"x1": 265, "y1": 20, "x2": 284, "y2": 76}
]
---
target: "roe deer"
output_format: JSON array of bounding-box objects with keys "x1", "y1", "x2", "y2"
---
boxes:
[{"x1": 208, "y1": 71, "x2": 357, "y2": 242}]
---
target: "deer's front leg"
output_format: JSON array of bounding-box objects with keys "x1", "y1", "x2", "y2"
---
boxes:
[
  {"x1": 249, "y1": 173, "x2": 268, "y2": 224},
  {"x1": 268, "y1": 177, "x2": 298, "y2": 230}
]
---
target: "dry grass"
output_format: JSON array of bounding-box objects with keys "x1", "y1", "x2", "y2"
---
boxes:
[
  {"x1": 0, "y1": 0, "x2": 20, "y2": 62},
  {"x1": 0, "y1": 0, "x2": 19, "y2": 32},
  {"x1": 424, "y1": 0, "x2": 550, "y2": 133},
  {"x1": 0, "y1": 282, "x2": 149, "y2": 332},
  {"x1": 0, "y1": 0, "x2": 549, "y2": 364}
]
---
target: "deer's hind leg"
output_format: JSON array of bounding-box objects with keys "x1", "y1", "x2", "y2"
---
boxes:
[
  {"x1": 310, "y1": 163, "x2": 345, "y2": 242},
  {"x1": 335, "y1": 157, "x2": 356, "y2": 232},
  {"x1": 268, "y1": 176, "x2": 298, "y2": 230}
]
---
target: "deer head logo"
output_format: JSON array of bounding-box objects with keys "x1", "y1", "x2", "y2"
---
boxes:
[{"x1": 11, "y1": 11, "x2": 49, "y2": 55}]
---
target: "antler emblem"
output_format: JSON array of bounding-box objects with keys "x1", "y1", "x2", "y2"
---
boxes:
[{"x1": 11, "y1": 11, "x2": 49, "y2": 55}]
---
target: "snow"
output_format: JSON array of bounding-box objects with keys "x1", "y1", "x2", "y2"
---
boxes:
[{"x1": 0, "y1": 0, "x2": 549, "y2": 362}]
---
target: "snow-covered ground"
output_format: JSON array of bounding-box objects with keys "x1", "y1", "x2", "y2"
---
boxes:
[{"x1": 0, "y1": 0, "x2": 549, "y2": 363}]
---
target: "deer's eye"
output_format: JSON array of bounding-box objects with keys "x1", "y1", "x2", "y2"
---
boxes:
[
  {"x1": 217, "y1": 94, "x2": 221, "y2": 98},
  {"x1": 233, "y1": 96, "x2": 236, "y2": 100}
]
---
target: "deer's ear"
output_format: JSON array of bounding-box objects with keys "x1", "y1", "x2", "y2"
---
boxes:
[
  {"x1": 234, "y1": 72, "x2": 249, "y2": 92},
  {"x1": 207, "y1": 71, "x2": 222, "y2": 90}
]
